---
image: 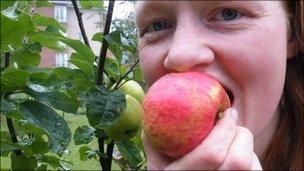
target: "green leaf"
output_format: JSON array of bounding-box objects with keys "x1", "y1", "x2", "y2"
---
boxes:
[
  {"x1": 108, "y1": 44, "x2": 123, "y2": 65},
  {"x1": 36, "y1": 164, "x2": 47, "y2": 170},
  {"x1": 44, "y1": 25, "x2": 65, "y2": 37},
  {"x1": 1, "y1": 13, "x2": 28, "y2": 52},
  {"x1": 53, "y1": 67, "x2": 85, "y2": 80},
  {"x1": 11, "y1": 46, "x2": 41, "y2": 67},
  {"x1": 0, "y1": 131, "x2": 25, "y2": 156},
  {"x1": 116, "y1": 139, "x2": 143, "y2": 168},
  {"x1": 25, "y1": 42, "x2": 42, "y2": 53},
  {"x1": 1, "y1": 3, "x2": 18, "y2": 19},
  {"x1": 20, "y1": 101, "x2": 71, "y2": 154},
  {"x1": 32, "y1": 13, "x2": 65, "y2": 31},
  {"x1": 17, "y1": 134, "x2": 49, "y2": 155},
  {"x1": 69, "y1": 53, "x2": 96, "y2": 78},
  {"x1": 85, "y1": 86, "x2": 126, "y2": 129},
  {"x1": 60, "y1": 38, "x2": 95, "y2": 63},
  {"x1": 104, "y1": 57, "x2": 120, "y2": 80},
  {"x1": 1, "y1": 1, "x2": 16, "y2": 10},
  {"x1": 133, "y1": 66, "x2": 144, "y2": 82},
  {"x1": 72, "y1": 78, "x2": 95, "y2": 93},
  {"x1": 29, "y1": 31, "x2": 66, "y2": 51},
  {"x1": 29, "y1": 136, "x2": 49, "y2": 154},
  {"x1": 105, "y1": 31, "x2": 124, "y2": 62},
  {"x1": 79, "y1": 0, "x2": 103, "y2": 10},
  {"x1": 92, "y1": 32, "x2": 103, "y2": 42},
  {"x1": 25, "y1": 87, "x2": 81, "y2": 113},
  {"x1": 28, "y1": 69, "x2": 63, "y2": 89},
  {"x1": 11, "y1": 153, "x2": 37, "y2": 170},
  {"x1": 1, "y1": 67, "x2": 30, "y2": 93},
  {"x1": 40, "y1": 154, "x2": 70, "y2": 169},
  {"x1": 34, "y1": 0, "x2": 53, "y2": 8},
  {"x1": 0, "y1": 99, "x2": 19, "y2": 118},
  {"x1": 15, "y1": 1, "x2": 31, "y2": 13},
  {"x1": 105, "y1": 30, "x2": 122, "y2": 45},
  {"x1": 79, "y1": 146, "x2": 99, "y2": 161},
  {"x1": 73, "y1": 125, "x2": 95, "y2": 145}
]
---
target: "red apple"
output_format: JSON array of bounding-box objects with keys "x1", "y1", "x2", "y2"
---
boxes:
[{"x1": 142, "y1": 72, "x2": 231, "y2": 158}]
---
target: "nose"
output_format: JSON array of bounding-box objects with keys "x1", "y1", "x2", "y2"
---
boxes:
[{"x1": 164, "y1": 24, "x2": 215, "y2": 72}]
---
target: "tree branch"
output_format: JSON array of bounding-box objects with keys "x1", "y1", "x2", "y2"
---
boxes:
[
  {"x1": 106, "y1": 141, "x2": 115, "y2": 171},
  {"x1": 70, "y1": 0, "x2": 114, "y2": 84},
  {"x1": 113, "y1": 58, "x2": 139, "y2": 90},
  {"x1": 96, "y1": 0, "x2": 115, "y2": 85},
  {"x1": 4, "y1": 52, "x2": 22, "y2": 156},
  {"x1": 71, "y1": 0, "x2": 91, "y2": 48}
]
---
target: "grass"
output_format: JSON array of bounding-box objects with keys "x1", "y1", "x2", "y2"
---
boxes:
[{"x1": 1, "y1": 113, "x2": 120, "y2": 170}]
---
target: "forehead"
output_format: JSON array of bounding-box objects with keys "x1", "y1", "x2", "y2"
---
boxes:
[{"x1": 135, "y1": 1, "x2": 286, "y2": 19}]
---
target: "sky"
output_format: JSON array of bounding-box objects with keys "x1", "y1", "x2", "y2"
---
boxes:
[{"x1": 104, "y1": 1, "x2": 135, "y2": 20}]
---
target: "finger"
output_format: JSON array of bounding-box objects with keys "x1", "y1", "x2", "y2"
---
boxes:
[
  {"x1": 217, "y1": 126, "x2": 254, "y2": 170},
  {"x1": 141, "y1": 131, "x2": 173, "y2": 170},
  {"x1": 166, "y1": 108, "x2": 238, "y2": 170},
  {"x1": 251, "y1": 153, "x2": 263, "y2": 170}
]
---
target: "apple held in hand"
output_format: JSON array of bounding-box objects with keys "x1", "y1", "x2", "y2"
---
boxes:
[
  {"x1": 142, "y1": 72, "x2": 231, "y2": 158},
  {"x1": 104, "y1": 94, "x2": 142, "y2": 141}
]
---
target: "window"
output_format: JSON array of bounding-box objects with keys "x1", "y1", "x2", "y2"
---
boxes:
[
  {"x1": 55, "y1": 53, "x2": 68, "y2": 67},
  {"x1": 54, "y1": 5, "x2": 67, "y2": 23}
]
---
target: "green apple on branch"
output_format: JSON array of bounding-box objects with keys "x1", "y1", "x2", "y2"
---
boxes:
[
  {"x1": 117, "y1": 80, "x2": 145, "y2": 103},
  {"x1": 104, "y1": 94, "x2": 142, "y2": 141}
]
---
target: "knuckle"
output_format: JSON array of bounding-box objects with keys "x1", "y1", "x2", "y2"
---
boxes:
[
  {"x1": 238, "y1": 126, "x2": 254, "y2": 140},
  {"x1": 228, "y1": 156, "x2": 252, "y2": 170},
  {"x1": 200, "y1": 147, "x2": 226, "y2": 167}
]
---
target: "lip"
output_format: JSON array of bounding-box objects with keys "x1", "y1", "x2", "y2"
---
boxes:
[{"x1": 202, "y1": 71, "x2": 235, "y2": 106}]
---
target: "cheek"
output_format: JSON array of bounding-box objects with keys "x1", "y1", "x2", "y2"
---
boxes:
[
  {"x1": 138, "y1": 41, "x2": 168, "y2": 87},
  {"x1": 218, "y1": 25, "x2": 288, "y2": 133},
  {"x1": 218, "y1": 24, "x2": 287, "y2": 81}
]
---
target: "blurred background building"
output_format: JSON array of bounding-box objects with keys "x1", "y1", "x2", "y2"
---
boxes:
[{"x1": 35, "y1": 0, "x2": 105, "y2": 68}]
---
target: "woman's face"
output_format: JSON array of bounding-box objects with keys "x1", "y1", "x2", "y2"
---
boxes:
[{"x1": 135, "y1": 1, "x2": 291, "y2": 140}]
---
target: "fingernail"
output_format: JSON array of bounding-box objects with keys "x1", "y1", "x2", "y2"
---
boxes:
[{"x1": 230, "y1": 108, "x2": 238, "y2": 121}]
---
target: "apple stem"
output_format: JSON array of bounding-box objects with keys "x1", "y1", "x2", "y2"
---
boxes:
[{"x1": 217, "y1": 112, "x2": 225, "y2": 119}]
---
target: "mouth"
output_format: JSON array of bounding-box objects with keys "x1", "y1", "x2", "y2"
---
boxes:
[{"x1": 224, "y1": 87, "x2": 234, "y2": 105}]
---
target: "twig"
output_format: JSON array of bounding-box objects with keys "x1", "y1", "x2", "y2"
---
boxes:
[
  {"x1": 106, "y1": 141, "x2": 115, "y2": 171},
  {"x1": 94, "y1": 0, "x2": 115, "y2": 170},
  {"x1": 96, "y1": 0, "x2": 115, "y2": 85},
  {"x1": 71, "y1": 0, "x2": 91, "y2": 48},
  {"x1": 70, "y1": 0, "x2": 115, "y2": 84},
  {"x1": 113, "y1": 58, "x2": 139, "y2": 90},
  {"x1": 4, "y1": 53, "x2": 22, "y2": 156},
  {"x1": 98, "y1": 138, "x2": 106, "y2": 169}
]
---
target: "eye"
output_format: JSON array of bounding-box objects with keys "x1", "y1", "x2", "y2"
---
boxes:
[
  {"x1": 145, "y1": 21, "x2": 173, "y2": 33},
  {"x1": 213, "y1": 9, "x2": 243, "y2": 22}
]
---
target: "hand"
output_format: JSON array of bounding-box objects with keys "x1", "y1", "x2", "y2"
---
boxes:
[{"x1": 142, "y1": 108, "x2": 263, "y2": 170}]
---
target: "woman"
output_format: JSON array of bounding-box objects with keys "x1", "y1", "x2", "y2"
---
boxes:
[{"x1": 135, "y1": 1, "x2": 303, "y2": 170}]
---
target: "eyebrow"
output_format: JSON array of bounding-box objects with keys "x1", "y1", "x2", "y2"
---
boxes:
[
  {"x1": 135, "y1": 1, "x2": 266, "y2": 25},
  {"x1": 135, "y1": 1, "x2": 175, "y2": 26},
  {"x1": 212, "y1": 1, "x2": 266, "y2": 11}
]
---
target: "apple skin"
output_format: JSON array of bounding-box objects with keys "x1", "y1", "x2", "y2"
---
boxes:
[
  {"x1": 142, "y1": 72, "x2": 231, "y2": 158},
  {"x1": 104, "y1": 94, "x2": 142, "y2": 141},
  {"x1": 118, "y1": 80, "x2": 145, "y2": 103}
]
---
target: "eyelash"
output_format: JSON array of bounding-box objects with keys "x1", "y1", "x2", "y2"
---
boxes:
[
  {"x1": 211, "y1": 8, "x2": 244, "y2": 22},
  {"x1": 143, "y1": 20, "x2": 173, "y2": 35},
  {"x1": 141, "y1": 8, "x2": 245, "y2": 35}
]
